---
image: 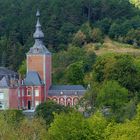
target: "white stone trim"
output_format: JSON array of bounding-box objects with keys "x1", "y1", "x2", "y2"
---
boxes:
[{"x1": 44, "y1": 55, "x2": 47, "y2": 101}]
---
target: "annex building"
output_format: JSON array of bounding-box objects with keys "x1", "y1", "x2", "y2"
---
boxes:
[{"x1": 0, "y1": 10, "x2": 86, "y2": 110}]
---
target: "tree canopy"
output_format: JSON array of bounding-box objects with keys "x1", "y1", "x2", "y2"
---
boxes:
[{"x1": 0, "y1": 0, "x2": 140, "y2": 70}]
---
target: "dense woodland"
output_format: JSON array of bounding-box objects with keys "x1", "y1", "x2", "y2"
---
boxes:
[
  {"x1": 1, "y1": 0, "x2": 140, "y2": 139},
  {"x1": 1, "y1": 0, "x2": 140, "y2": 70}
]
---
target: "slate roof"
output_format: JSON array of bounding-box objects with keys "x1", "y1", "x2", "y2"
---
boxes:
[
  {"x1": 24, "y1": 71, "x2": 43, "y2": 86},
  {"x1": 0, "y1": 67, "x2": 18, "y2": 80},
  {"x1": 0, "y1": 67, "x2": 18, "y2": 88},
  {"x1": 0, "y1": 76, "x2": 9, "y2": 88},
  {"x1": 27, "y1": 10, "x2": 51, "y2": 55},
  {"x1": 48, "y1": 85, "x2": 86, "y2": 96}
]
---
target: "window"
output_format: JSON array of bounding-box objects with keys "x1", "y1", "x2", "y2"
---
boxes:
[
  {"x1": 0, "y1": 105, "x2": 4, "y2": 109},
  {"x1": 0, "y1": 93, "x2": 4, "y2": 99},
  {"x1": 35, "y1": 89, "x2": 39, "y2": 97},
  {"x1": 0, "y1": 102, "x2": 4, "y2": 109},
  {"x1": 22, "y1": 89, "x2": 24, "y2": 96},
  {"x1": 18, "y1": 90, "x2": 20, "y2": 97},
  {"x1": 27, "y1": 90, "x2": 31, "y2": 96}
]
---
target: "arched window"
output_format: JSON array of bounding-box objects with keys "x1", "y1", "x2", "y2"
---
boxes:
[
  {"x1": 73, "y1": 97, "x2": 79, "y2": 106},
  {"x1": 66, "y1": 97, "x2": 72, "y2": 107},
  {"x1": 59, "y1": 97, "x2": 65, "y2": 105},
  {"x1": 52, "y1": 97, "x2": 58, "y2": 103},
  {"x1": 47, "y1": 98, "x2": 51, "y2": 100}
]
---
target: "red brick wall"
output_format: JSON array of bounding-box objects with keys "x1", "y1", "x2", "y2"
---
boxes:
[
  {"x1": 9, "y1": 88, "x2": 18, "y2": 109},
  {"x1": 45, "y1": 55, "x2": 52, "y2": 98},
  {"x1": 20, "y1": 85, "x2": 45, "y2": 109},
  {"x1": 27, "y1": 55, "x2": 44, "y2": 80},
  {"x1": 27, "y1": 54, "x2": 52, "y2": 101}
]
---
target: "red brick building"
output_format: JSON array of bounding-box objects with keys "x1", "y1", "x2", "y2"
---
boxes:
[
  {"x1": 0, "y1": 10, "x2": 86, "y2": 110},
  {"x1": 0, "y1": 67, "x2": 19, "y2": 110}
]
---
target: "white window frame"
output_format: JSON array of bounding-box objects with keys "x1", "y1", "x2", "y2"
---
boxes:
[
  {"x1": 27, "y1": 89, "x2": 31, "y2": 96},
  {"x1": 0, "y1": 93, "x2": 4, "y2": 100},
  {"x1": 22, "y1": 89, "x2": 24, "y2": 96},
  {"x1": 35, "y1": 89, "x2": 39, "y2": 97}
]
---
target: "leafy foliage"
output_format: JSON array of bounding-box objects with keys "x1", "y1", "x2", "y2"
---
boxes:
[
  {"x1": 53, "y1": 45, "x2": 96, "y2": 84},
  {"x1": 48, "y1": 111, "x2": 108, "y2": 140},
  {"x1": 0, "y1": 0, "x2": 140, "y2": 70},
  {"x1": 18, "y1": 60, "x2": 26, "y2": 78},
  {"x1": 130, "y1": 0, "x2": 140, "y2": 8},
  {"x1": 35, "y1": 100, "x2": 70, "y2": 126},
  {"x1": 93, "y1": 54, "x2": 140, "y2": 92}
]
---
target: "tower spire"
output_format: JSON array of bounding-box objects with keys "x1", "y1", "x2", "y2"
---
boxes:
[
  {"x1": 28, "y1": 10, "x2": 50, "y2": 54},
  {"x1": 33, "y1": 10, "x2": 44, "y2": 39}
]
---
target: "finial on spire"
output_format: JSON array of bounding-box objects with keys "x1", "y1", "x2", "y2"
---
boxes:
[
  {"x1": 36, "y1": 9, "x2": 40, "y2": 17},
  {"x1": 33, "y1": 9, "x2": 44, "y2": 39}
]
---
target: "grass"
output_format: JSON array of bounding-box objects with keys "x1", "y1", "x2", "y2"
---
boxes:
[{"x1": 85, "y1": 37, "x2": 140, "y2": 56}]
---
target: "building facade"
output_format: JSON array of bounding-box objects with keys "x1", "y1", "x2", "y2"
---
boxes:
[
  {"x1": 0, "y1": 10, "x2": 86, "y2": 110},
  {"x1": 0, "y1": 67, "x2": 19, "y2": 110}
]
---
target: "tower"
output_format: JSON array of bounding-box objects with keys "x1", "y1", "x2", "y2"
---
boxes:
[{"x1": 26, "y1": 10, "x2": 52, "y2": 100}]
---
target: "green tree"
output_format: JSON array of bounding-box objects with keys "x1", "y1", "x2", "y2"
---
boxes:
[
  {"x1": 97, "y1": 81, "x2": 128, "y2": 114},
  {"x1": 0, "y1": 110, "x2": 47, "y2": 140},
  {"x1": 18, "y1": 60, "x2": 26, "y2": 78},
  {"x1": 72, "y1": 30, "x2": 86, "y2": 46},
  {"x1": 109, "y1": 55, "x2": 140, "y2": 93},
  {"x1": 125, "y1": 29, "x2": 140, "y2": 46},
  {"x1": 93, "y1": 53, "x2": 116, "y2": 83},
  {"x1": 105, "y1": 104, "x2": 140, "y2": 140},
  {"x1": 93, "y1": 54, "x2": 140, "y2": 93},
  {"x1": 48, "y1": 111, "x2": 108, "y2": 140},
  {"x1": 65, "y1": 61, "x2": 85, "y2": 85},
  {"x1": 130, "y1": 0, "x2": 140, "y2": 8},
  {"x1": 0, "y1": 110, "x2": 24, "y2": 140},
  {"x1": 80, "y1": 22, "x2": 92, "y2": 43},
  {"x1": 1, "y1": 51, "x2": 6, "y2": 67},
  {"x1": 95, "y1": 18, "x2": 112, "y2": 34},
  {"x1": 17, "y1": 118, "x2": 47, "y2": 140},
  {"x1": 48, "y1": 111, "x2": 86, "y2": 140},
  {"x1": 86, "y1": 112, "x2": 108, "y2": 140},
  {"x1": 35, "y1": 101, "x2": 70, "y2": 126},
  {"x1": 92, "y1": 28, "x2": 103, "y2": 43},
  {"x1": 83, "y1": 50, "x2": 96, "y2": 72},
  {"x1": 109, "y1": 23, "x2": 122, "y2": 39},
  {"x1": 53, "y1": 46, "x2": 86, "y2": 84}
]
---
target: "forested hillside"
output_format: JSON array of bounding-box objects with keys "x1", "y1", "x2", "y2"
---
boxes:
[
  {"x1": 1, "y1": 1, "x2": 140, "y2": 139},
  {"x1": 0, "y1": 0, "x2": 140, "y2": 70}
]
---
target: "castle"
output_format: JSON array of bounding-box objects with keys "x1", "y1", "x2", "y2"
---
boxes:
[{"x1": 0, "y1": 10, "x2": 86, "y2": 110}]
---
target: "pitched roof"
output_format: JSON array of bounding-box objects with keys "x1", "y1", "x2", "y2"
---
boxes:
[
  {"x1": 24, "y1": 71, "x2": 43, "y2": 86},
  {"x1": 48, "y1": 85, "x2": 86, "y2": 96},
  {"x1": 0, "y1": 67, "x2": 18, "y2": 79},
  {"x1": 0, "y1": 67, "x2": 18, "y2": 88},
  {"x1": 0, "y1": 76, "x2": 9, "y2": 88},
  {"x1": 50, "y1": 85, "x2": 85, "y2": 90}
]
